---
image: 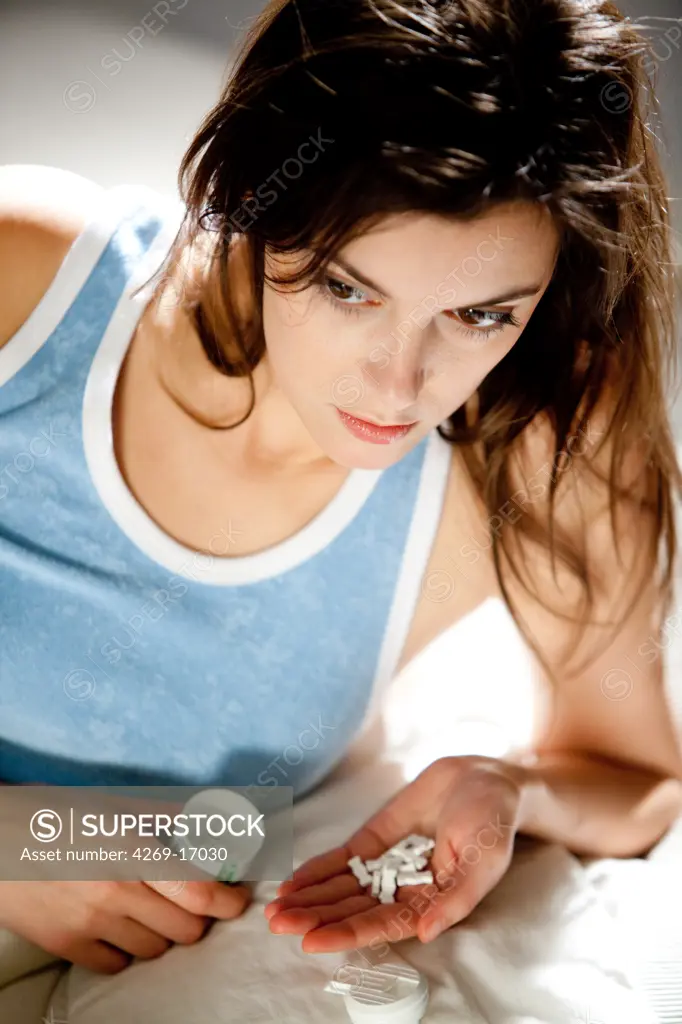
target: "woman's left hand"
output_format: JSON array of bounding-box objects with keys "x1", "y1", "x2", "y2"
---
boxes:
[{"x1": 264, "y1": 755, "x2": 527, "y2": 952}]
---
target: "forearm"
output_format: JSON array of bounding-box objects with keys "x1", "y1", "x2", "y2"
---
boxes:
[{"x1": 508, "y1": 750, "x2": 682, "y2": 858}]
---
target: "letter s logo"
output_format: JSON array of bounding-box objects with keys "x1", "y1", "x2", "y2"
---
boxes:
[{"x1": 30, "y1": 809, "x2": 63, "y2": 843}]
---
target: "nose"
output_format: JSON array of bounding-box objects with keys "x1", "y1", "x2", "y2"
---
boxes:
[{"x1": 359, "y1": 327, "x2": 428, "y2": 411}]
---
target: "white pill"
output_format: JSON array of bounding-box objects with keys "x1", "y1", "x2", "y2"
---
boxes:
[
  {"x1": 384, "y1": 845, "x2": 415, "y2": 861},
  {"x1": 347, "y1": 856, "x2": 372, "y2": 887},
  {"x1": 364, "y1": 836, "x2": 435, "y2": 890},
  {"x1": 396, "y1": 870, "x2": 434, "y2": 886},
  {"x1": 409, "y1": 854, "x2": 428, "y2": 870},
  {"x1": 366, "y1": 854, "x2": 404, "y2": 869},
  {"x1": 406, "y1": 841, "x2": 434, "y2": 858},
  {"x1": 384, "y1": 856, "x2": 409, "y2": 869},
  {"x1": 380, "y1": 866, "x2": 397, "y2": 900},
  {"x1": 398, "y1": 848, "x2": 425, "y2": 863},
  {"x1": 389, "y1": 838, "x2": 418, "y2": 855}
]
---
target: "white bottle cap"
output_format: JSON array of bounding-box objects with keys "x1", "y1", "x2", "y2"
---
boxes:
[
  {"x1": 173, "y1": 788, "x2": 265, "y2": 882},
  {"x1": 325, "y1": 958, "x2": 429, "y2": 1024}
]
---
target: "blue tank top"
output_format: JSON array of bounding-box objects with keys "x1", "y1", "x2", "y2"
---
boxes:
[{"x1": 0, "y1": 182, "x2": 452, "y2": 798}]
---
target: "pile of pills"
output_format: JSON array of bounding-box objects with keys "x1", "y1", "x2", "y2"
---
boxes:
[{"x1": 347, "y1": 834, "x2": 435, "y2": 904}]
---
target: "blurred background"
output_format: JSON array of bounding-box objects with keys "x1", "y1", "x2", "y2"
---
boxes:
[{"x1": 1, "y1": 0, "x2": 680, "y2": 211}]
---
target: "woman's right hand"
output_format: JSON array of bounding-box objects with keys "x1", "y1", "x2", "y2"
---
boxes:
[{"x1": 0, "y1": 877, "x2": 252, "y2": 973}]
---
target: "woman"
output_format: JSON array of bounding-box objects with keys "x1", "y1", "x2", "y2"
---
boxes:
[{"x1": 0, "y1": 0, "x2": 681, "y2": 980}]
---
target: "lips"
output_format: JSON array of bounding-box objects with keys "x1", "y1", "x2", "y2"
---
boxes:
[
  {"x1": 355, "y1": 414, "x2": 416, "y2": 429},
  {"x1": 335, "y1": 408, "x2": 418, "y2": 445}
]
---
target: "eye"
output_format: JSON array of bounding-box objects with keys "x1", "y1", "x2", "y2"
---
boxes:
[
  {"x1": 315, "y1": 274, "x2": 381, "y2": 317},
  {"x1": 446, "y1": 307, "x2": 522, "y2": 341}
]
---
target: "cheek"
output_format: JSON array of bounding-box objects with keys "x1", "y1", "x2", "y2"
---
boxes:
[
  {"x1": 263, "y1": 289, "x2": 311, "y2": 357},
  {"x1": 428, "y1": 336, "x2": 519, "y2": 407},
  {"x1": 431, "y1": 345, "x2": 493, "y2": 387},
  {"x1": 262, "y1": 286, "x2": 305, "y2": 336},
  {"x1": 262, "y1": 292, "x2": 344, "y2": 394},
  {"x1": 265, "y1": 288, "x2": 365, "y2": 368}
]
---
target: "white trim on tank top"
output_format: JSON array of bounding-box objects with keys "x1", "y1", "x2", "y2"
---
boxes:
[
  {"x1": 365, "y1": 424, "x2": 453, "y2": 716},
  {"x1": 81, "y1": 189, "x2": 452, "y2": 586},
  {"x1": 0, "y1": 184, "x2": 156, "y2": 387}
]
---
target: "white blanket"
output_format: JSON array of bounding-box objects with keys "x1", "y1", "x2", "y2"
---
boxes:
[{"x1": 42, "y1": 753, "x2": 667, "y2": 1024}]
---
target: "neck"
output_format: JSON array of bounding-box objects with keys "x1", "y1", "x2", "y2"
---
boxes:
[{"x1": 147, "y1": 285, "x2": 331, "y2": 474}]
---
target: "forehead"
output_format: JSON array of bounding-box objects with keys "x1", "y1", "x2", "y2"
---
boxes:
[{"x1": 336, "y1": 201, "x2": 559, "y2": 304}]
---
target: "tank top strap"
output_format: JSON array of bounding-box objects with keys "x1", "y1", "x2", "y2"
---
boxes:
[{"x1": 0, "y1": 183, "x2": 184, "y2": 410}]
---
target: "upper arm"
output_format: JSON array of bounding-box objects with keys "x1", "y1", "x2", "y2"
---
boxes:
[
  {"x1": 508, "y1": 407, "x2": 682, "y2": 781},
  {"x1": 0, "y1": 165, "x2": 105, "y2": 350}
]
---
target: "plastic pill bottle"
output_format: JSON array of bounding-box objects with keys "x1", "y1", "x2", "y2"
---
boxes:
[
  {"x1": 342, "y1": 972, "x2": 429, "y2": 1024},
  {"x1": 325, "y1": 954, "x2": 430, "y2": 1024},
  {"x1": 172, "y1": 788, "x2": 266, "y2": 883}
]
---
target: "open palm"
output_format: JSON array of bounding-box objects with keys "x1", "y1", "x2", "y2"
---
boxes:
[{"x1": 264, "y1": 756, "x2": 522, "y2": 952}]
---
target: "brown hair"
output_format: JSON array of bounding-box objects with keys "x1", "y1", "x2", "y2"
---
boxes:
[{"x1": 139, "y1": 0, "x2": 681, "y2": 677}]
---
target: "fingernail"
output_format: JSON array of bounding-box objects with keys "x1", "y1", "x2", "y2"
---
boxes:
[{"x1": 422, "y1": 917, "x2": 444, "y2": 943}]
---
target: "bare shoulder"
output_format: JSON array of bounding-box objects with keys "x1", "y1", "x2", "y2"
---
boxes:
[{"x1": 0, "y1": 165, "x2": 105, "y2": 349}]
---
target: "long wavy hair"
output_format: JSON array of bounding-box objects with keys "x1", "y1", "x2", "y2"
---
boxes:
[{"x1": 138, "y1": 0, "x2": 682, "y2": 678}]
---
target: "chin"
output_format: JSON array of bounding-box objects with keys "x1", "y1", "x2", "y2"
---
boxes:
[
  {"x1": 327, "y1": 434, "x2": 422, "y2": 472},
  {"x1": 306, "y1": 407, "x2": 426, "y2": 470}
]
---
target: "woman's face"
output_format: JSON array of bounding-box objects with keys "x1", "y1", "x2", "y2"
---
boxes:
[{"x1": 262, "y1": 201, "x2": 560, "y2": 470}]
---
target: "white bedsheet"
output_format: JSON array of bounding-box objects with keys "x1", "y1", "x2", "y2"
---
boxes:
[{"x1": 9, "y1": 595, "x2": 682, "y2": 1023}]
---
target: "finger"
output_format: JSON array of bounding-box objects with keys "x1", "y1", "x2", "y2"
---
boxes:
[
  {"x1": 299, "y1": 900, "x2": 421, "y2": 953},
  {"x1": 100, "y1": 917, "x2": 172, "y2": 960},
  {"x1": 275, "y1": 879, "x2": 297, "y2": 897},
  {"x1": 143, "y1": 878, "x2": 252, "y2": 921},
  {"x1": 276, "y1": 847, "x2": 355, "y2": 895},
  {"x1": 276, "y1": 833, "x2": 386, "y2": 896},
  {"x1": 267, "y1": 874, "x2": 362, "y2": 918},
  {"x1": 268, "y1": 894, "x2": 375, "y2": 934},
  {"x1": 66, "y1": 939, "x2": 131, "y2": 975},
  {"x1": 127, "y1": 882, "x2": 210, "y2": 944}
]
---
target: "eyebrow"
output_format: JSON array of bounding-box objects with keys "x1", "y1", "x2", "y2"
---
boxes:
[{"x1": 329, "y1": 255, "x2": 544, "y2": 307}]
